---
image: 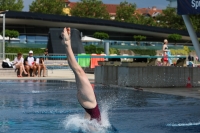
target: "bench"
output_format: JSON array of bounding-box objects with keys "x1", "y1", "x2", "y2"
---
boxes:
[{"x1": 0, "y1": 68, "x2": 17, "y2": 77}]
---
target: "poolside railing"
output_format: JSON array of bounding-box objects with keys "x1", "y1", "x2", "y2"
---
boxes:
[{"x1": 2, "y1": 53, "x2": 200, "y2": 68}]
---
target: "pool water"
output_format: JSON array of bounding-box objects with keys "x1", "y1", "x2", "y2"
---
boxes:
[{"x1": 0, "y1": 80, "x2": 200, "y2": 133}]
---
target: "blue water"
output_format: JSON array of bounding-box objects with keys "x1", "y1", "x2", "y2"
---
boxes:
[{"x1": 0, "y1": 80, "x2": 200, "y2": 133}]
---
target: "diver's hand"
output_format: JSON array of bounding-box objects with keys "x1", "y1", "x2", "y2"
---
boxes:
[{"x1": 62, "y1": 27, "x2": 71, "y2": 47}]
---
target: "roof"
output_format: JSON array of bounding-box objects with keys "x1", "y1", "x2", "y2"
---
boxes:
[
  {"x1": 0, "y1": 11, "x2": 196, "y2": 40},
  {"x1": 105, "y1": 4, "x2": 117, "y2": 15},
  {"x1": 136, "y1": 8, "x2": 163, "y2": 17}
]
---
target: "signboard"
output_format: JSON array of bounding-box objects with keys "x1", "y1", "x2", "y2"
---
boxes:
[{"x1": 177, "y1": 0, "x2": 200, "y2": 15}]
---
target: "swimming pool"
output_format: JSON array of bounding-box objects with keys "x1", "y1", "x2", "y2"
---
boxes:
[{"x1": 0, "y1": 80, "x2": 200, "y2": 133}]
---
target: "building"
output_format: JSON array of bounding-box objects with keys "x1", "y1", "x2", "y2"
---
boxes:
[{"x1": 135, "y1": 6, "x2": 162, "y2": 18}]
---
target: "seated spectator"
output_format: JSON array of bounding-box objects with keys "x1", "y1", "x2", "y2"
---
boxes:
[
  {"x1": 38, "y1": 57, "x2": 46, "y2": 77},
  {"x1": 24, "y1": 50, "x2": 38, "y2": 77},
  {"x1": 157, "y1": 53, "x2": 162, "y2": 66},
  {"x1": 13, "y1": 53, "x2": 27, "y2": 77},
  {"x1": 35, "y1": 58, "x2": 41, "y2": 77}
]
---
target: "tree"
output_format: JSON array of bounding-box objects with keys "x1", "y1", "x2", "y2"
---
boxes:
[
  {"x1": 134, "y1": 14, "x2": 157, "y2": 26},
  {"x1": 0, "y1": 0, "x2": 24, "y2": 11},
  {"x1": 1, "y1": 29, "x2": 19, "y2": 42},
  {"x1": 133, "y1": 35, "x2": 146, "y2": 45},
  {"x1": 190, "y1": 14, "x2": 200, "y2": 32},
  {"x1": 115, "y1": 1, "x2": 136, "y2": 22},
  {"x1": 93, "y1": 32, "x2": 109, "y2": 39},
  {"x1": 155, "y1": 7, "x2": 185, "y2": 30},
  {"x1": 70, "y1": 0, "x2": 109, "y2": 19},
  {"x1": 167, "y1": 33, "x2": 182, "y2": 45},
  {"x1": 29, "y1": 0, "x2": 65, "y2": 15}
]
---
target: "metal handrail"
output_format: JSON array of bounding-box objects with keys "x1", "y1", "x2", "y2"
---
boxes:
[{"x1": 35, "y1": 55, "x2": 187, "y2": 59}]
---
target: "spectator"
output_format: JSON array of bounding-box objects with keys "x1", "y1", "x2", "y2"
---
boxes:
[
  {"x1": 24, "y1": 50, "x2": 38, "y2": 77},
  {"x1": 162, "y1": 39, "x2": 173, "y2": 66},
  {"x1": 39, "y1": 58, "x2": 46, "y2": 77},
  {"x1": 13, "y1": 52, "x2": 27, "y2": 77},
  {"x1": 162, "y1": 39, "x2": 168, "y2": 66},
  {"x1": 187, "y1": 54, "x2": 194, "y2": 67},
  {"x1": 157, "y1": 53, "x2": 162, "y2": 66}
]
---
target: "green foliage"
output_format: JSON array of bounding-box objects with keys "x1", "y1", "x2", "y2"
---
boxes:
[
  {"x1": 5, "y1": 47, "x2": 44, "y2": 55},
  {"x1": 0, "y1": 0, "x2": 24, "y2": 11},
  {"x1": 155, "y1": 7, "x2": 185, "y2": 30},
  {"x1": 109, "y1": 48, "x2": 120, "y2": 55},
  {"x1": 84, "y1": 45, "x2": 98, "y2": 54},
  {"x1": 5, "y1": 30, "x2": 19, "y2": 38},
  {"x1": 70, "y1": 0, "x2": 109, "y2": 19},
  {"x1": 93, "y1": 32, "x2": 109, "y2": 39},
  {"x1": 1, "y1": 29, "x2": 19, "y2": 42},
  {"x1": 134, "y1": 14, "x2": 157, "y2": 26},
  {"x1": 96, "y1": 47, "x2": 104, "y2": 54},
  {"x1": 131, "y1": 49, "x2": 156, "y2": 56},
  {"x1": 167, "y1": 34, "x2": 182, "y2": 44},
  {"x1": 133, "y1": 35, "x2": 146, "y2": 41},
  {"x1": 84, "y1": 45, "x2": 119, "y2": 54},
  {"x1": 5, "y1": 47, "x2": 44, "y2": 60},
  {"x1": 29, "y1": 0, "x2": 65, "y2": 15},
  {"x1": 115, "y1": 1, "x2": 136, "y2": 22},
  {"x1": 189, "y1": 14, "x2": 200, "y2": 32},
  {"x1": 183, "y1": 46, "x2": 191, "y2": 54},
  {"x1": 170, "y1": 49, "x2": 188, "y2": 55},
  {"x1": 170, "y1": 46, "x2": 191, "y2": 55}
]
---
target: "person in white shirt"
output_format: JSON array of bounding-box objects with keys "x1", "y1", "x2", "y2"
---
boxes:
[
  {"x1": 13, "y1": 53, "x2": 27, "y2": 77},
  {"x1": 24, "y1": 50, "x2": 37, "y2": 77}
]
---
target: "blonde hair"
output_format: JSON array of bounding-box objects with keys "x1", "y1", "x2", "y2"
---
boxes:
[{"x1": 164, "y1": 39, "x2": 168, "y2": 44}]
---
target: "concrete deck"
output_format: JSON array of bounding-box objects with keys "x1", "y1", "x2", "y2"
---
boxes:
[
  {"x1": 0, "y1": 69, "x2": 95, "y2": 83},
  {"x1": 0, "y1": 68, "x2": 200, "y2": 99}
]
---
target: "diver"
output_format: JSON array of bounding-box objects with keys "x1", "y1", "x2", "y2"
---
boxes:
[{"x1": 62, "y1": 27, "x2": 101, "y2": 122}]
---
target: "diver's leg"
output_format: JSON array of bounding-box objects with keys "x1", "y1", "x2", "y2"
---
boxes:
[{"x1": 63, "y1": 27, "x2": 97, "y2": 109}]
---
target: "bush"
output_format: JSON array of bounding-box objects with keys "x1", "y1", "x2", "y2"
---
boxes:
[
  {"x1": 167, "y1": 34, "x2": 182, "y2": 45},
  {"x1": 6, "y1": 47, "x2": 44, "y2": 55},
  {"x1": 84, "y1": 45, "x2": 119, "y2": 54},
  {"x1": 93, "y1": 32, "x2": 109, "y2": 39},
  {"x1": 170, "y1": 46, "x2": 191, "y2": 55},
  {"x1": 84, "y1": 45, "x2": 98, "y2": 54},
  {"x1": 170, "y1": 49, "x2": 188, "y2": 55},
  {"x1": 109, "y1": 48, "x2": 120, "y2": 55}
]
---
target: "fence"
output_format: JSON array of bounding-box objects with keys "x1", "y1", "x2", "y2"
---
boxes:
[{"x1": 2, "y1": 53, "x2": 200, "y2": 69}]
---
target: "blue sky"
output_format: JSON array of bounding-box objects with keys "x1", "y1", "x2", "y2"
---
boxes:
[{"x1": 23, "y1": 0, "x2": 169, "y2": 11}]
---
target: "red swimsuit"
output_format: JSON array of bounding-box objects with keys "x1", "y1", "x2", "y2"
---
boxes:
[{"x1": 83, "y1": 104, "x2": 101, "y2": 122}]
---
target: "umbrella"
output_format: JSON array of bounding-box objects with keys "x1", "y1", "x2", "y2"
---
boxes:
[
  {"x1": 81, "y1": 36, "x2": 101, "y2": 42},
  {"x1": 0, "y1": 35, "x2": 19, "y2": 41}
]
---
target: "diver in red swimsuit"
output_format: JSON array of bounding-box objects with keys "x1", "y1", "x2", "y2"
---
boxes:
[{"x1": 62, "y1": 27, "x2": 101, "y2": 122}]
